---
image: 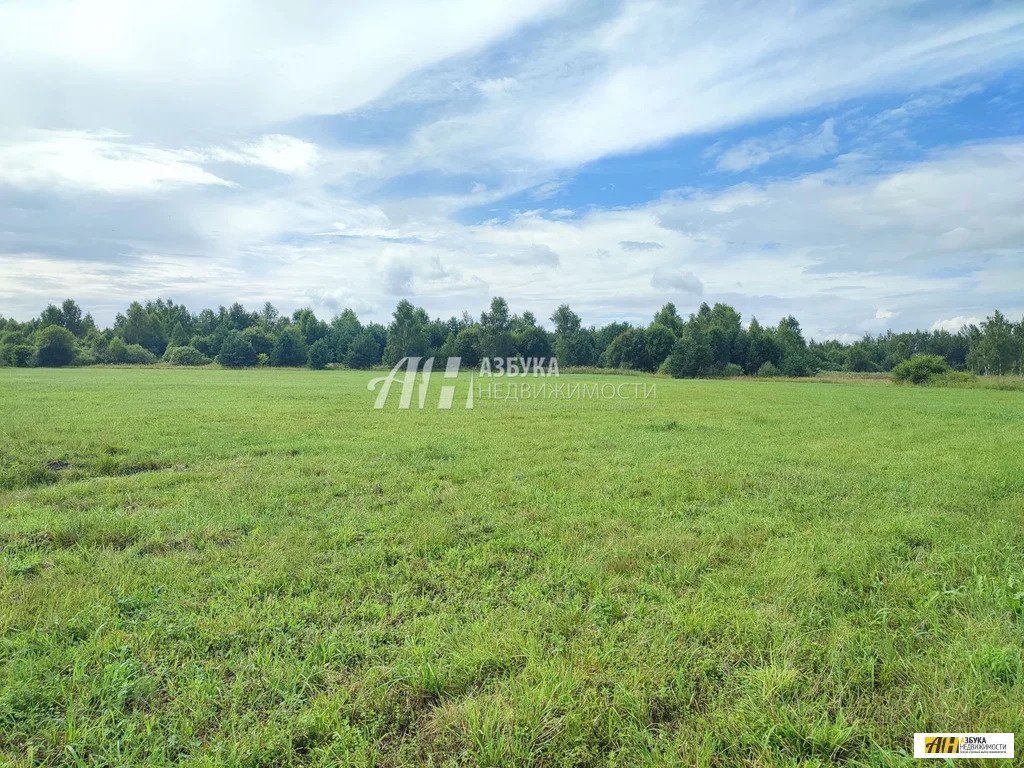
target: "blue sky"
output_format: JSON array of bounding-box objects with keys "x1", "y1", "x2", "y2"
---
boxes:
[{"x1": 1, "y1": 0, "x2": 1023, "y2": 340}]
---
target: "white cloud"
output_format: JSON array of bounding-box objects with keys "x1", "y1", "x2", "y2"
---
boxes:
[
  {"x1": 0, "y1": 130, "x2": 232, "y2": 193},
  {"x1": 0, "y1": 130, "x2": 328, "y2": 194},
  {"x1": 652, "y1": 268, "x2": 703, "y2": 295},
  {"x1": 931, "y1": 316, "x2": 982, "y2": 332},
  {"x1": 875, "y1": 308, "x2": 895, "y2": 320}
]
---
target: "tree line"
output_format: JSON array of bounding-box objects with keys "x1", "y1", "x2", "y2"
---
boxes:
[{"x1": 1, "y1": 297, "x2": 1021, "y2": 378}]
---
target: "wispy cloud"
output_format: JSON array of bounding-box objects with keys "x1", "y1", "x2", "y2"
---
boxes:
[{"x1": 712, "y1": 119, "x2": 838, "y2": 173}]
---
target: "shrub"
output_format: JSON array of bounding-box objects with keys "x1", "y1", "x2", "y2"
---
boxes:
[
  {"x1": 756, "y1": 361, "x2": 781, "y2": 378},
  {"x1": 929, "y1": 371, "x2": 977, "y2": 388},
  {"x1": 105, "y1": 337, "x2": 157, "y2": 364},
  {"x1": 723, "y1": 363, "x2": 744, "y2": 377},
  {"x1": 105, "y1": 337, "x2": 128, "y2": 363},
  {"x1": 5, "y1": 344, "x2": 34, "y2": 367},
  {"x1": 124, "y1": 344, "x2": 157, "y2": 364},
  {"x1": 780, "y1": 352, "x2": 813, "y2": 377},
  {"x1": 167, "y1": 346, "x2": 211, "y2": 366},
  {"x1": 217, "y1": 331, "x2": 257, "y2": 368},
  {"x1": 891, "y1": 354, "x2": 950, "y2": 384},
  {"x1": 35, "y1": 326, "x2": 77, "y2": 367},
  {"x1": 73, "y1": 348, "x2": 99, "y2": 366}
]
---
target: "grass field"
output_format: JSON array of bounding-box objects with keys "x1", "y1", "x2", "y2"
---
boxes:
[{"x1": 1, "y1": 368, "x2": 1022, "y2": 767}]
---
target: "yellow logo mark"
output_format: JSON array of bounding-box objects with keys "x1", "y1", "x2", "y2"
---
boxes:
[{"x1": 924, "y1": 736, "x2": 961, "y2": 754}]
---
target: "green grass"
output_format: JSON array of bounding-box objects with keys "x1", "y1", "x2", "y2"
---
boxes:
[{"x1": 1, "y1": 368, "x2": 1022, "y2": 767}]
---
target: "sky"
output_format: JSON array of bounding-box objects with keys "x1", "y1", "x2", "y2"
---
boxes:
[{"x1": 1, "y1": 0, "x2": 1023, "y2": 340}]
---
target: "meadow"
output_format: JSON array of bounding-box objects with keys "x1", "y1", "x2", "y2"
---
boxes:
[{"x1": 0, "y1": 368, "x2": 1022, "y2": 767}]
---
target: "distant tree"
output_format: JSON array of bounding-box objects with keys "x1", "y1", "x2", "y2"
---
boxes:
[
  {"x1": 509, "y1": 310, "x2": 537, "y2": 335},
  {"x1": 307, "y1": 337, "x2": 332, "y2": 369},
  {"x1": 668, "y1": 320, "x2": 715, "y2": 378},
  {"x1": 292, "y1": 308, "x2": 328, "y2": 346},
  {"x1": 39, "y1": 304, "x2": 64, "y2": 329},
  {"x1": 329, "y1": 308, "x2": 362, "y2": 362},
  {"x1": 382, "y1": 300, "x2": 427, "y2": 365},
  {"x1": 846, "y1": 339, "x2": 879, "y2": 372},
  {"x1": 775, "y1": 315, "x2": 813, "y2": 377},
  {"x1": 653, "y1": 302, "x2": 684, "y2": 337},
  {"x1": 479, "y1": 297, "x2": 515, "y2": 360},
  {"x1": 217, "y1": 331, "x2": 257, "y2": 367},
  {"x1": 270, "y1": 327, "x2": 308, "y2": 367},
  {"x1": 227, "y1": 302, "x2": 257, "y2": 331},
  {"x1": 258, "y1": 302, "x2": 279, "y2": 328},
  {"x1": 35, "y1": 326, "x2": 76, "y2": 367},
  {"x1": 452, "y1": 326, "x2": 483, "y2": 367},
  {"x1": 195, "y1": 308, "x2": 218, "y2": 336},
  {"x1": 168, "y1": 321, "x2": 191, "y2": 349},
  {"x1": 515, "y1": 324, "x2": 553, "y2": 360},
  {"x1": 59, "y1": 299, "x2": 84, "y2": 336},
  {"x1": 593, "y1": 321, "x2": 631, "y2": 365},
  {"x1": 708, "y1": 303, "x2": 742, "y2": 369},
  {"x1": 745, "y1": 317, "x2": 778, "y2": 375},
  {"x1": 645, "y1": 323, "x2": 677, "y2": 370},
  {"x1": 424, "y1": 316, "x2": 454, "y2": 356},
  {"x1": 345, "y1": 330, "x2": 381, "y2": 369},
  {"x1": 242, "y1": 325, "x2": 274, "y2": 357},
  {"x1": 606, "y1": 328, "x2": 649, "y2": 370},
  {"x1": 550, "y1": 304, "x2": 594, "y2": 366},
  {"x1": 970, "y1": 310, "x2": 1019, "y2": 375},
  {"x1": 115, "y1": 301, "x2": 164, "y2": 355}
]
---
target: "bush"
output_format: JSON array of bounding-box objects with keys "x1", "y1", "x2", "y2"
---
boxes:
[
  {"x1": 217, "y1": 332, "x2": 257, "y2": 368},
  {"x1": 756, "y1": 361, "x2": 781, "y2": 378},
  {"x1": 929, "y1": 371, "x2": 977, "y2": 388},
  {"x1": 124, "y1": 344, "x2": 157, "y2": 364},
  {"x1": 105, "y1": 337, "x2": 157, "y2": 364},
  {"x1": 35, "y1": 326, "x2": 77, "y2": 367},
  {"x1": 73, "y1": 348, "x2": 98, "y2": 366},
  {"x1": 891, "y1": 354, "x2": 950, "y2": 384},
  {"x1": 780, "y1": 352, "x2": 813, "y2": 377},
  {"x1": 4, "y1": 344, "x2": 34, "y2": 367},
  {"x1": 167, "y1": 346, "x2": 211, "y2": 366},
  {"x1": 723, "y1": 363, "x2": 744, "y2": 377}
]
